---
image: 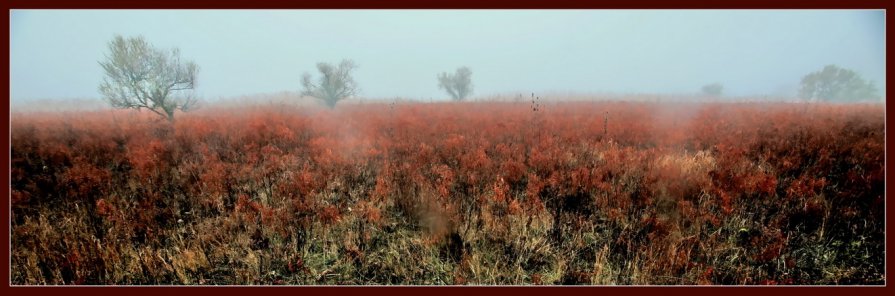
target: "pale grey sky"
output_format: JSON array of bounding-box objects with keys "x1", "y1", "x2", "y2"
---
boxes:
[{"x1": 9, "y1": 10, "x2": 886, "y2": 102}]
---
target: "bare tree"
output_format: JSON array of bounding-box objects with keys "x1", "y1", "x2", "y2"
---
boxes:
[
  {"x1": 438, "y1": 67, "x2": 473, "y2": 101},
  {"x1": 701, "y1": 83, "x2": 723, "y2": 97},
  {"x1": 98, "y1": 35, "x2": 199, "y2": 122},
  {"x1": 799, "y1": 65, "x2": 880, "y2": 102},
  {"x1": 301, "y1": 59, "x2": 359, "y2": 108}
]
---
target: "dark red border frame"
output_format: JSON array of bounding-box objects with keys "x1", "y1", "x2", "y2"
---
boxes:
[{"x1": 3, "y1": 1, "x2": 892, "y2": 296}]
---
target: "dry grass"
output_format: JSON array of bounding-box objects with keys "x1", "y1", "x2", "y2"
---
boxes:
[{"x1": 10, "y1": 98, "x2": 885, "y2": 285}]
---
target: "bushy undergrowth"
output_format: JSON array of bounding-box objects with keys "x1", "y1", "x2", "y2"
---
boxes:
[{"x1": 10, "y1": 100, "x2": 884, "y2": 285}]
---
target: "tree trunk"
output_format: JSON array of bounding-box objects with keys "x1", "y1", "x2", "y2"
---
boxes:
[
  {"x1": 165, "y1": 108, "x2": 176, "y2": 122},
  {"x1": 325, "y1": 98, "x2": 338, "y2": 109}
]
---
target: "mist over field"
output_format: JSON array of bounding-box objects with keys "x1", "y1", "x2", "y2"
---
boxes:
[{"x1": 10, "y1": 10, "x2": 885, "y2": 106}]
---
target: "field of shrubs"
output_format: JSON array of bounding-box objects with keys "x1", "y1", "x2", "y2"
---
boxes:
[{"x1": 9, "y1": 98, "x2": 885, "y2": 285}]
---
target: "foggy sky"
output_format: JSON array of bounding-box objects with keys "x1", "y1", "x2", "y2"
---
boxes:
[{"x1": 10, "y1": 10, "x2": 886, "y2": 102}]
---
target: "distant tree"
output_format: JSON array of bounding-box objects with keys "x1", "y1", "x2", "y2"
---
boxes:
[
  {"x1": 437, "y1": 67, "x2": 473, "y2": 101},
  {"x1": 701, "y1": 83, "x2": 723, "y2": 97},
  {"x1": 301, "y1": 59, "x2": 359, "y2": 108},
  {"x1": 98, "y1": 35, "x2": 199, "y2": 122},
  {"x1": 798, "y1": 65, "x2": 880, "y2": 102}
]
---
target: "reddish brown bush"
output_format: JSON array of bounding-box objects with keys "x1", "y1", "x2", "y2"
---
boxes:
[{"x1": 10, "y1": 100, "x2": 884, "y2": 285}]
